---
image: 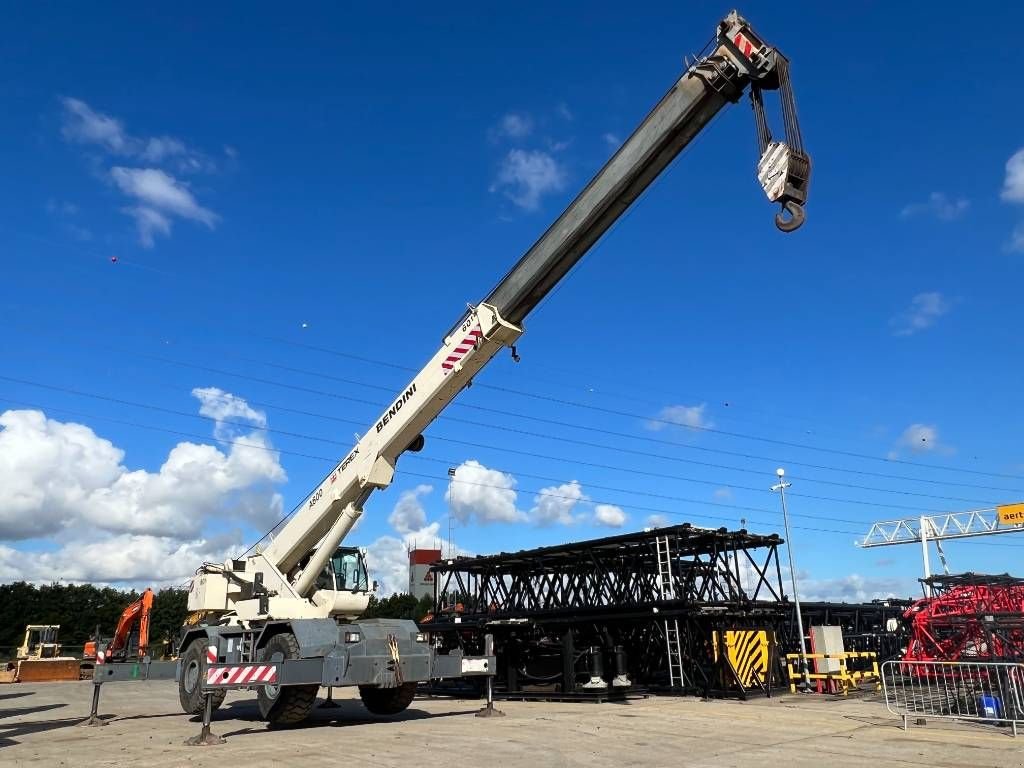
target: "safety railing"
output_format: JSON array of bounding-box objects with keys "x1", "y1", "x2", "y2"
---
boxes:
[
  {"x1": 785, "y1": 651, "x2": 880, "y2": 695},
  {"x1": 881, "y1": 660, "x2": 1024, "y2": 736}
]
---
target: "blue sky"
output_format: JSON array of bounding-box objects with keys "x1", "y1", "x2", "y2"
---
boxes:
[{"x1": 2, "y1": 2, "x2": 1023, "y2": 598}]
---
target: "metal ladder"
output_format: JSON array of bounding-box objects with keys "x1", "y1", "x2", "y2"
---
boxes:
[
  {"x1": 655, "y1": 535, "x2": 686, "y2": 688},
  {"x1": 239, "y1": 632, "x2": 256, "y2": 664}
]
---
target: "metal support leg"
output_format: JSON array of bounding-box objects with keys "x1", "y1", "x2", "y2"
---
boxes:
[
  {"x1": 318, "y1": 686, "x2": 341, "y2": 708},
  {"x1": 184, "y1": 692, "x2": 225, "y2": 746},
  {"x1": 476, "y1": 635, "x2": 505, "y2": 719},
  {"x1": 79, "y1": 681, "x2": 107, "y2": 727}
]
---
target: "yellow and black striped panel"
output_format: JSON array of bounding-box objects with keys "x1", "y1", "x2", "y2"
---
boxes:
[{"x1": 717, "y1": 629, "x2": 770, "y2": 687}]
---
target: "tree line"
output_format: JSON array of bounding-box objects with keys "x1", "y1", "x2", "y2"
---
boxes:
[
  {"x1": 0, "y1": 582, "x2": 434, "y2": 659},
  {"x1": 0, "y1": 582, "x2": 187, "y2": 657}
]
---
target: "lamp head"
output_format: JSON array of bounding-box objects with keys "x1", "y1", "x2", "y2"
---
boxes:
[{"x1": 775, "y1": 467, "x2": 785, "y2": 478}]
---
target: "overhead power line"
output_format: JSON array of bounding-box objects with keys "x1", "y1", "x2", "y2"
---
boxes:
[
  {"x1": 0, "y1": 394, "x2": 867, "y2": 533},
  {"x1": 159, "y1": 345, "x2": 1023, "y2": 482},
  {"x1": 0, "y1": 375, "x2": 1004, "y2": 511},
  {"x1": 8, "y1": 327, "x2": 1020, "y2": 486},
  {"x1": 7, "y1": 394, "x2": 1024, "y2": 555}
]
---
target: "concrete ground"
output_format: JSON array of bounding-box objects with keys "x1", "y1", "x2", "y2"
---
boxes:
[{"x1": 0, "y1": 682, "x2": 1020, "y2": 768}]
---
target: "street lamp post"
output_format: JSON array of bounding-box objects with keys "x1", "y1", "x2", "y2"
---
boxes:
[
  {"x1": 772, "y1": 467, "x2": 811, "y2": 692},
  {"x1": 447, "y1": 466, "x2": 457, "y2": 558}
]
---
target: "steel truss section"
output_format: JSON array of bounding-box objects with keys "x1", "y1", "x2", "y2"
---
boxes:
[
  {"x1": 859, "y1": 509, "x2": 1017, "y2": 547},
  {"x1": 431, "y1": 523, "x2": 785, "y2": 620},
  {"x1": 425, "y1": 524, "x2": 788, "y2": 697}
]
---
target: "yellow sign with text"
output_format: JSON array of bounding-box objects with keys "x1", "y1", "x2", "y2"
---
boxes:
[{"x1": 998, "y1": 503, "x2": 1024, "y2": 525}]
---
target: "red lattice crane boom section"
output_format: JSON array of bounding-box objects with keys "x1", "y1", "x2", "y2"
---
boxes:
[{"x1": 903, "y1": 574, "x2": 1024, "y2": 662}]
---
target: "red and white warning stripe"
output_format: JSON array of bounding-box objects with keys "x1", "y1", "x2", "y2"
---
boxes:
[
  {"x1": 733, "y1": 32, "x2": 757, "y2": 59},
  {"x1": 442, "y1": 324, "x2": 482, "y2": 373},
  {"x1": 206, "y1": 664, "x2": 278, "y2": 686},
  {"x1": 207, "y1": 645, "x2": 217, "y2": 665},
  {"x1": 95, "y1": 650, "x2": 106, "y2": 666}
]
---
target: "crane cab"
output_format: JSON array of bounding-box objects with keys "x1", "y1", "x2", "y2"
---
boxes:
[
  {"x1": 310, "y1": 546, "x2": 373, "y2": 619},
  {"x1": 317, "y1": 546, "x2": 371, "y2": 594}
]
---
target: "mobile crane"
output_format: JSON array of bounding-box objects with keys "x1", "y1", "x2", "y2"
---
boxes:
[{"x1": 95, "y1": 10, "x2": 810, "y2": 729}]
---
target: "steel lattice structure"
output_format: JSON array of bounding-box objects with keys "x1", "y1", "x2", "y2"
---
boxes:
[
  {"x1": 903, "y1": 573, "x2": 1024, "y2": 662},
  {"x1": 431, "y1": 523, "x2": 785, "y2": 619},
  {"x1": 794, "y1": 600, "x2": 912, "y2": 661},
  {"x1": 425, "y1": 523, "x2": 788, "y2": 697},
  {"x1": 859, "y1": 509, "x2": 1015, "y2": 547}
]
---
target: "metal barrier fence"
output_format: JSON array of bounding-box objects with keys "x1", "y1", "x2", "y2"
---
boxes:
[{"x1": 881, "y1": 660, "x2": 1024, "y2": 736}]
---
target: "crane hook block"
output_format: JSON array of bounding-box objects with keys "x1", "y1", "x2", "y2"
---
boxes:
[{"x1": 774, "y1": 200, "x2": 805, "y2": 232}]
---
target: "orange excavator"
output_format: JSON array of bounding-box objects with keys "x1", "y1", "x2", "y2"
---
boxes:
[{"x1": 84, "y1": 588, "x2": 155, "y2": 664}]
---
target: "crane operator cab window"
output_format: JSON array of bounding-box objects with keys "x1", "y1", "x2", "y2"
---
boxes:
[{"x1": 315, "y1": 546, "x2": 370, "y2": 593}]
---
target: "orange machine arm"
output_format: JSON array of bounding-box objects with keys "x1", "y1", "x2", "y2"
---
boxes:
[{"x1": 106, "y1": 588, "x2": 154, "y2": 660}]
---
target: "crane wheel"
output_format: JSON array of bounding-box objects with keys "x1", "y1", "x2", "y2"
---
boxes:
[
  {"x1": 178, "y1": 638, "x2": 227, "y2": 715},
  {"x1": 774, "y1": 200, "x2": 805, "y2": 232},
  {"x1": 358, "y1": 682, "x2": 417, "y2": 715},
  {"x1": 257, "y1": 632, "x2": 318, "y2": 726}
]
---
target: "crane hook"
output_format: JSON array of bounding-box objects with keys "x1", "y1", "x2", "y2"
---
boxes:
[{"x1": 774, "y1": 200, "x2": 805, "y2": 232}]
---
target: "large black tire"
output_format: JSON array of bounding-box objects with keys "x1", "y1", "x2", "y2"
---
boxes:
[
  {"x1": 178, "y1": 638, "x2": 227, "y2": 715},
  {"x1": 256, "y1": 633, "x2": 318, "y2": 726},
  {"x1": 358, "y1": 682, "x2": 417, "y2": 715}
]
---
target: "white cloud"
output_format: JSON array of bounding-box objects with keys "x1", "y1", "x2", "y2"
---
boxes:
[
  {"x1": 141, "y1": 136, "x2": 188, "y2": 163},
  {"x1": 110, "y1": 167, "x2": 218, "y2": 246},
  {"x1": 492, "y1": 112, "x2": 534, "y2": 141},
  {"x1": 891, "y1": 291, "x2": 951, "y2": 336},
  {"x1": 530, "y1": 481, "x2": 585, "y2": 526},
  {"x1": 646, "y1": 403, "x2": 713, "y2": 432},
  {"x1": 645, "y1": 514, "x2": 668, "y2": 529},
  {"x1": 1002, "y1": 148, "x2": 1024, "y2": 203},
  {"x1": 799, "y1": 573, "x2": 913, "y2": 602},
  {"x1": 900, "y1": 192, "x2": 969, "y2": 221},
  {"x1": 0, "y1": 409, "x2": 123, "y2": 539},
  {"x1": 0, "y1": 534, "x2": 238, "y2": 587},
  {"x1": 0, "y1": 391, "x2": 285, "y2": 586},
  {"x1": 60, "y1": 97, "x2": 130, "y2": 154},
  {"x1": 192, "y1": 386, "x2": 267, "y2": 441},
  {"x1": 713, "y1": 487, "x2": 734, "y2": 502},
  {"x1": 1000, "y1": 149, "x2": 1024, "y2": 250},
  {"x1": 362, "y1": 536, "x2": 410, "y2": 598},
  {"x1": 603, "y1": 133, "x2": 621, "y2": 148},
  {"x1": 1012, "y1": 223, "x2": 1024, "y2": 253},
  {"x1": 491, "y1": 149, "x2": 567, "y2": 210},
  {"x1": 111, "y1": 167, "x2": 217, "y2": 225},
  {"x1": 388, "y1": 485, "x2": 433, "y2": 536},
  {"x1": 594, "y1": 504, "x2": 626, "y2": 528},
  {"x1": 556, "y1": 103, "x2": 573, "y2": 121},
  {"x1": 124, "y1": 206, "x2": 171, "y2": 247},
  {"x1": 888, "y1": 423, "x2": 949, "y2": 459},
  {"x1": 59, "y1": 97, "x2": 220, "y2": 246},
  {"x1": 445, "y1": 460, "x2": 525, "y2": 524},
  {"x1": 365, "y1": 484, "x2": 458, "y2": 596},
  {"x1": 59, "y1": 97, "x2": 213, "y2": 173}
]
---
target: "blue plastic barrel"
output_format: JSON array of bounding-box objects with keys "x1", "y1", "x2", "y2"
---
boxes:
[{"x1": 979, "y1": 694, "x2": 1002, "y2": 721}]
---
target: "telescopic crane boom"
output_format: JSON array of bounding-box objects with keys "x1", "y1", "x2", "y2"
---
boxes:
[{"x1": 189, "y1": 10, "x2": 811, "y2": 626}]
